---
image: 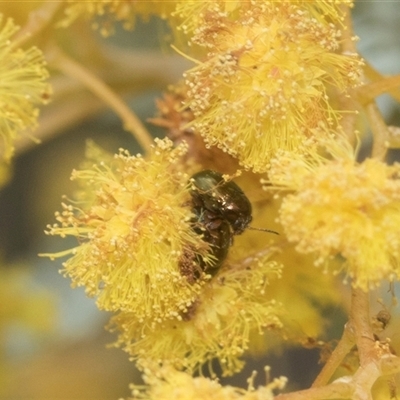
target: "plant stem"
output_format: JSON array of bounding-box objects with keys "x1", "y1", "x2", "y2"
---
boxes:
[
  {"x1": 275, "y1": 381, "x2": 353, "y2": 400},
  {"x1": 350, "y1": 288, "x2": 375, "y2": 366},
  {"x1": 48, "y1": 46, "x2": 154, "y2": 153},
  {"x1": 311, "y1": 323, "x2": 355, "y2": 387},
  {"x1": 363, "y1": 64, "x2": 400, "y2": 103},
  {"x1": 357, "y1": 73, "x2": 400, "y2": 105},
  {"x1": 365, "y1": 102, "x2": 390, "y2": 160},
  {"x1": 348, "y1": 287, "x2": 379, "y2": 400},
  {"x1": 12, "y1": 1, "x2": 63, "y2": 48}
]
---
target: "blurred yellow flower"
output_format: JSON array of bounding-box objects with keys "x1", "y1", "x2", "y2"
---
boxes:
[
  {"x1": 0, "y1": 264, "x2": 56, "y2": 390},
  {"x1": 0, "y1": 15, "x2": 50, "y2": 161},
  {"x1": 269, "y1": 152, "x2": 400, "y2": 290},
  {"x1": 0, "y1": 265, "x2": 55, "y2": 337},
  {"x1": 182, "y1": 2, "x2": 361, "y2": 172},
  {"x1": 61, "y1": 0, "x2": 177, "y2": 35},
  {"x1": 174, "y1": 0, "x2": 353, "y2": 41},
  {"x1": 129, "y1": 366, "x2": 286, "y2": 400},
  {"x1": 43, "y1": 138, "x2": 214, "y2": 324},
  {"x1": 109, "y1": 250, "x2": 283, "y2": 376}
]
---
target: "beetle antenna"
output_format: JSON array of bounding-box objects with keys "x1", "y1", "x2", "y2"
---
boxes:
[{"x1": 248, "y1": 226, "x2": 279, "y2": 235}]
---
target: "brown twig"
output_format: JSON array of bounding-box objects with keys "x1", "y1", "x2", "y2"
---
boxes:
[
  {"x1": 47, "y1": 45, "x2": 154, "y2": 153},
  {"x1": 350, "y1": 288, "x2": 375, "y2": 366},
  {"x1": 363, "y1": 64, "x2": 400, "y2": 104},
  {"x1": 356, "y1": 74, "x2": 400, "y2": 106},
  {"x1": 365, "y1": 102, "x2": 390, "y2": 160},
  {"x1": 12, "y1": 1, "x2": 63, "y2": 48},
  {"x1": 275, "y1": 381, "x2": 353, "y2": 400},
  {"x1": 347, "y1": 287, "x2": 379, "y2": 400},
  {"x1": 311, "y1": 323, "x2": 355, "y2": 387}
]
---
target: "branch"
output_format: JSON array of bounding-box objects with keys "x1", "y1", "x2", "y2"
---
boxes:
[
  {"x1": 311, "y1": 323, "x2": 355, "y2": 387},
  {"x1": 12, "y1": 1, "x2": 63, "y2": 48},
  {"x1": 365, "y1": 102, "x2": 390, "y2": 160},
  {"x1": 47, "y1": 46, "x2": 154, "y2": 153},
  {"x1": 357, "y1": 72, "x2": 400, "y2": 105},
  {"x1": 275, "y1": 381, "x2": 353, "y2": 400},
  {"x1": 350, "y1": 288, "x2": 375, "y2": 366}
]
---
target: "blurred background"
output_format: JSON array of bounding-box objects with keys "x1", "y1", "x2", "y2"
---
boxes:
[{"x1": 1, "y1": 2, "x2": 400, "y2": 399}]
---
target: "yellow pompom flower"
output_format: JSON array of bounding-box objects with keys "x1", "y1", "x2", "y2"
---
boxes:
[
  {"x1": 269, "y1": 151, "x2": 400, "y2": 290},
  {"x1": 109, "y1": 250, "x2": 283, "y2": 376},
  {"x1": 182, "y1": 3, "x2": 361, "y2": 172},
  {"x1": 129, "y1": 367, "x2": 286, "y2": 400},
  {"x1": 0, "y1": 16, "x2": 51, "y2": 161},
  {"x1": 174, "y1": 0, "x2": 353, "y2": 41},
  {"x1": 43, "y1": 138, "x2": 214, "y2": 324},
  {"x1": 61, "y1": 0, "x2": 177, "y2": 35}
]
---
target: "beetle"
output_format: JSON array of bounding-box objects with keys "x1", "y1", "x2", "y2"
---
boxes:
[
  {"x1": 192, "y1": 214, "x2": 232, "y2": 275},
  {"x1": 187, "y1": 170, "x2": 252, "y2": 276},
  {"x1": 188, "y1": 169, "x2": 279, "y2": 277},
  {"x1": 185, "y1": 169, "x2": 279, "y2": 278},
  {"x1": 190, "y1": 169, "x2": 252, "y2": 235}
]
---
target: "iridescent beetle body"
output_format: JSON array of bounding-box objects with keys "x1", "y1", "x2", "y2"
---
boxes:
[
  {"x1": 190, "y1": 170, "x2": 252, "y2": 234},
  {"x1": 189, "y1": 170, "x2": 252, "y2": 275}
]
